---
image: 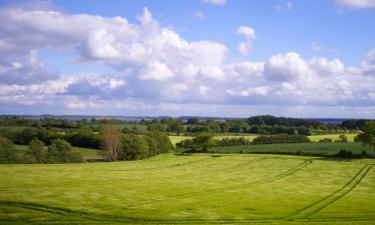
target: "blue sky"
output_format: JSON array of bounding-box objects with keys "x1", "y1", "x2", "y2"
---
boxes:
[{"x1": 0, "y1": 0, "x2": 375, "y2": 118}]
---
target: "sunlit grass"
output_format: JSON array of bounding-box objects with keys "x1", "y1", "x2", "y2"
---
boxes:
[{"x1": 0, "y1": 153, "x2": 374, "y2": 224}]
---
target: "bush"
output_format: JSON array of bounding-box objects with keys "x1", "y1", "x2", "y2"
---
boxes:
[
  {"x1": 177, "y1": 133, "x2": 216, "y2": 152},
  {"x1": 338, "y1": 134, "x2": 348, "y2": 142},
  {"x1": 24, "y1": 138, "x2": 48, "y2": 163},
  {"x1": 216, "y1": 137, "x2": 251, "y2": 146},
  {"x1": 121, "y1": 131, "x2": 173, "y2": 160},
  {"x1": 252, "y1": 134, "x2": 310, "y2": 145},
  {"x1": 47, "y1": 139, "x2": 84, "y2": 163},
  {"x1": 319, "y1": 138, "x2": 332, "y2": 143},
  {"x1": 121, "y1": 134, "x2": 150, "y2": 160},
  {"x1": 65, "y1": 126, "x2": 100, "y2": 149},
  {"x1": 146, "y1": 131, "x2": 173, "y2": 156},
  {"x1": 0, "y1": 136, "x2": 16, "y2": 163}
]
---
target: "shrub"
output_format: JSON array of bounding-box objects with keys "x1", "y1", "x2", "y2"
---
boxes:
[
  {"x1": 319, "y1": 138, "x2": 332, "y2": 143},
  {"x1": 47, "y1": 139, "x2": 84, "y2": 163},
  {"x1": 252, "y1": 134, "x2": 310, "y2": 144},
  {"x1": 0, "y1": 136, "x2": 16, "y2": 163},
  {"x1": 24, "y1": 138, "x2": 48, "y2": 163}
]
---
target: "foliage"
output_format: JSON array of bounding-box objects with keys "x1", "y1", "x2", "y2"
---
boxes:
[
  {"x1": 65, "y1": 126, "x2": 100, "y2": 149},
  {"x1": 0, "y1": 136, "x2": 16, "y2": 163},
  {"x1": 216, "y1": 137, "x2": 252, "y2": 146},
  {"x1": 121, "y1": 134, "x2": 150, "y2": 160},
  {"x1": 179, "y1": 132, "x2": 216, "y2": 152},
  {"x1": 252, "y1": 134, "x2": 311, "y2": 145},
  {"x1": 357, "y1": 121, "x2": 375, "y2": 150},
  {"x1": 24, "y1": 138, "x2": 47, "y2": 163},
  {"x1": 47, "y1": 139, "x2": 84, "y2": 163},
  {"x1": 100, "y1": 125, "x2": 123, "y2": 161},
  {"x1": 121, "y1": 131, "x2": 173, "y2": 160},
  {"x1": 319, "y1": 138, "x2": 332, "y2": 143}
]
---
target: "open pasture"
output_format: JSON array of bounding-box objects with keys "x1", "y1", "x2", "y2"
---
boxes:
[{"x1": 1, "y1": 153, "x2": 374, "y2": 224}]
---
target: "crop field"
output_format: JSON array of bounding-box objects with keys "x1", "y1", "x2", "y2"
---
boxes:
[
  {"x1": 1, "y1": 153, "x2": 374, "y2": 224},
  {"x1": 308, "y1": 133, "x2": 359, "y2": 142},
  {"x1": 211, "y1": 142, "x2": 374, "y2": 156}
]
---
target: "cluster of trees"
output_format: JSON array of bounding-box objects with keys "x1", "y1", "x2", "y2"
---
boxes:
[
  {"x1": 319, "y1": 135, "x2": 348, "y2": 143},
  {"x1": 176, "y1": 133, "x2": 216, "y2": 152},
  {"x1": 252, "y1": 134, "x2": 310, "y2": 144},
  {"x1": 101, "y1": 125, "x2": 173, "y2": 161},
  {"x1": 216, "y1": 137, "x2": 252, "y2": 146},
  {"x1": 0, "y1": 135, "x2": 84, "y2": 164},
  {"x1": 177, "y1": 133, "x2": 311, "y2": 152},
  {"x1": 24, "y1": 138, "x2": 83, "y2": 163}
]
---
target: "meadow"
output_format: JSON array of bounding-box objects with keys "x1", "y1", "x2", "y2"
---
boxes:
[{"x1": 1, "y1": 153, "x2": 374, "y2": 224}]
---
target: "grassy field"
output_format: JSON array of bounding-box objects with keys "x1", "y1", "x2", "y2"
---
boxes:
[
  {"x1": 211, "y1": 142, "x2": 373, "y2": 156},
  {"x1": 308, "y1": 133, "x2": 359, "y2": 142},
  {"x1": 0, "y1": 153, "x2": 374, "y2": 224}
]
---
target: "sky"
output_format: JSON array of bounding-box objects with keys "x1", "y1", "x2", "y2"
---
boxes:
[{"x1": 0, "y1": 0, "x2": 375, "y2": 118}]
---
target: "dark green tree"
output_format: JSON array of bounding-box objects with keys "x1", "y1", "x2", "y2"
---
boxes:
[
  {"x1": 47, "y1": 139, "x2": 83, "y2": 163},
  {"x1": 0, "y1": 136, "x2": 16, "y2": 163},
  {"x1": 357, "y1": 121, "x2": 375, "y2": 150},
  {"x1": 24, "y1": 138, "x2": 47, "y2": 163}
]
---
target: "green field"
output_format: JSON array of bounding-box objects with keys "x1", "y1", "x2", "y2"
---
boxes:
[
  {"x1": 1, "y1": 153, "x2": 374, "y2": 224},
  {"x1": 211, "y1": 142, "x2": 373, "y2": 156},
  {"x1": 308, "y1": 133, "x2": 359, "y2": 142}
]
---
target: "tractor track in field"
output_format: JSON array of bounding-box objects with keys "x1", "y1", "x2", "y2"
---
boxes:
[
  {"x1": 2, "y1": 200, "x2": 375, "y2": 224},
  {"x1": 129, "y1": 159, "x2": 312, "y2": 205},
  {"x1": 287, "y1": 163, "x2": 373, "y2": 220},
  {"x1": 109, "y1": 157, "x2": 216, "y2": 172},
  {"x1": 173, "y1": 157, "x2": 265, "y2": 179}
]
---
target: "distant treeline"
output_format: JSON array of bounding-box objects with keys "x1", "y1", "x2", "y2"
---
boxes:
[{"x1": 0, "y1": 116, "x2": 372, "y2": 136}]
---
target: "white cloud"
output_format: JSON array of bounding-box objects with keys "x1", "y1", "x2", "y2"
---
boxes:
[
  {"x1": 139, "y1": 60, "x2": 175, "y2": 81},
  {"x1": 236, "y1": 26, "x2": 256, "y2": 56},
  {"x1": 192, "y1": 11, "x2": 205, "y2": 20},
  {"x1": 264, "y1": 52, "x2": 312, "y2": 81},
  {"x1": 202, "y1": 0, "x2": 226, "y2": 6},
  {"x1": 335, "y1": 0, "x2": 375, "y2": 9},
  {"x1": 0, "y1": 5, "x2": 375, "y2": 117},
  {"x1": 308, "y1": 57, "x2": 345, "y2": 76}
]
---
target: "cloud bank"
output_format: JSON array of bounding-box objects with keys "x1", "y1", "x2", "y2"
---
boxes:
[{"x1": 0, "y1": 5, "x2": 374, "y2": 117}]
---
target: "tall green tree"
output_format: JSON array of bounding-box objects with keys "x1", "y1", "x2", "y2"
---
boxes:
[
  {"x1": 357, "y1": 121, "x2": 375, "y2": 150},
  {"x1": 24, "y1": 138, "x2": 47, "y2": 163},
  {"x1": 0, "y1": 136, "x2": 16, "y2": 163},
  {"x1": 47, "y1": 139, "x2": 83, "y2": 163}
]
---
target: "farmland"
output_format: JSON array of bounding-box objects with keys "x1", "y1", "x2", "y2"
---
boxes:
[{"x1": 1, "y1": 153, "x2": 374, "y2": 224}]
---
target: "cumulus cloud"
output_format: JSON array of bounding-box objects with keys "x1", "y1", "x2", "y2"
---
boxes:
[
  {"x1": 264, "y1": 52, "x2": 312, "y2": 81},
  {"x1": 335, "y1": 0, "x2": 375, "y2": 9},
  {"x1": 236, "y1": 26, "x2": 256, "y2": 56},
  {"x1": 0, "y1": 5, "x2": 375, "y2": 117},
  {"x1": 202, "y1": 0, "x2": 226, "y2": 6}
]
